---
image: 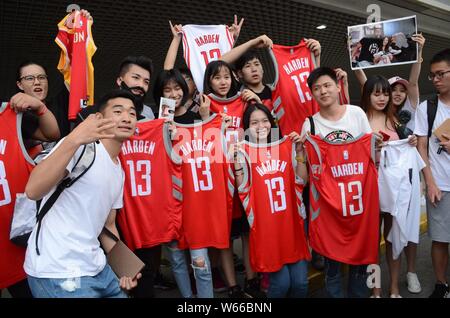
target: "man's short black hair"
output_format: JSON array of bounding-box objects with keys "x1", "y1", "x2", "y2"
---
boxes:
[
  {"x1": 119, "y1": 56, "x2": 154, "y2": 78},
  {"x1": 96, "y1": 89, "x2": 140, "y2": 113},
  {"x1": 234, "y1": 49, "x2": 261, "y2": 71},
  {"x1": 307, "y1": 67, "x2": 338, "y2": 89},
  {"x1": 430, "y1": 48, "x2": 450, "y2": 66}
]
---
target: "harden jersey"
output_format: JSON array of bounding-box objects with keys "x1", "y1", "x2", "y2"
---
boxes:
[
  {"x1": 304, "y1": 134, "x2": 380, "y2": 265},
  {"x1": 209, "y1": 93, "x2": 246, "y2": 219},
  {"x1": 182, "y1": 24, "x2": 234, "y2": 93},
  {"x1": 56, "y1": 11, "x2": 97, "y2": 120},
  {"x1": 270, "y1": 40, "x2": 318, "y2": 135},
  {"x1": 239, "y1": 138, "x2": 310, "y2": 272},
  {"x1": 118, "y1": 119, "x2": 182, "y2": 251},
  {"x1": 173, "y1": 115, "x2": 234, "y2": 249},
  {"x1": 0, "y1": 103, "x2": 34, "y2": 288}
]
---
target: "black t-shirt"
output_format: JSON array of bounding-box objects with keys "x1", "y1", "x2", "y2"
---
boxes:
[
  {"x1": 21, "y1": 111, "x2": 39, "y2": 140},
  {"x1": 358, "y1": 38, "x2": 384, "y2": 63},
  {"x1": 250, "y1": 85, "x2": 273, "y2": 110},
  {"x1": 173, "y1": 110, "x2": 202, "y2": 125}
]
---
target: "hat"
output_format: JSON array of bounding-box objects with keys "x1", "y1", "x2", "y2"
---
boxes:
[{"x1": 388, "y1": 76, "x2": 409, "y2": 87}]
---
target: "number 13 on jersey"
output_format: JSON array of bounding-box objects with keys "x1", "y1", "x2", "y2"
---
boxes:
[{"x1": 338, "y1": 181, "x2": 363, "y2": 217}]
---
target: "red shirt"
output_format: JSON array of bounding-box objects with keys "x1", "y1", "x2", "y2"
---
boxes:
[
  {"x1": 118, "y1": 119, "x2": 182, "y2": 250},
  {"x1": 173, "y1": 115, "x2": 234, "y2": 249},
  {"x1": 305, "y1": 134, "x2": 380, "y2": 265},
  {"x1": 0, "y1": 103, "x2": 34, "y2": 288},
  {"x1": 239, "y1": 138, "x2": 310, "y2": 272},
  {"x1": 271, "y1": 40, "x2": 319, "y2": 135}
]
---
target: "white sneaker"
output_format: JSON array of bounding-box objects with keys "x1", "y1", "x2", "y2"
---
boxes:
[{"x1": 406, "y1": 272, "x2": 422, "y2": 293}]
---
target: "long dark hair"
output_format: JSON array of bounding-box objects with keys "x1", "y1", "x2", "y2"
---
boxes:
[
  {"x1": 360, "y1": 75, "x2": 398, "y2": 131},
  {"x1": 153, "y1": 69, "x2": 189, "y2": 107},
  {"x1": 203, "y1": 60, "x2": 238, "y2": 97},
  {"x1": 243, "y1": 103, "x2": 280, "y2": 143}
]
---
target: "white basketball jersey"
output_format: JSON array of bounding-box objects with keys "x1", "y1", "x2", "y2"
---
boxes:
[
  {"x1": 378, "y1": 138, "x2": 426, "y2": 260},
  {"x1": 182, "y1": 24, "x2": 235, "y2": 93}
]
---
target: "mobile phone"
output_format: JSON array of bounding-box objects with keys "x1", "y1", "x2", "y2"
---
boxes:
[{"x1": 379, "y1": 130, "x2": 390, "y2": 141}]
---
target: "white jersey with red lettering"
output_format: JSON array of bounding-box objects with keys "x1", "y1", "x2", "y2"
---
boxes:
[
  {"x1": 173, "y1": 115, "x2": 234, "y2": 249},
  {"x1": 304, "y1": 134, "x2": 380, "y2": 265},
  {"x1": 0, "y1": 103, "x2": 34, "y2": 288},
  {"x1": 239, "y1": 137, "x2": 310, "y2": 272},
  {"x1": 182, "y1": 24, "x2": 234, "y2": 93},
  {"x1": 118, "y1": 119, "x2": 182, "y2": 251}
]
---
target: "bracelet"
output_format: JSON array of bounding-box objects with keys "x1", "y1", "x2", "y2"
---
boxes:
[
  {"x1": 234, "y1": 167, "x2": 243, "y2": 172},
  {"x1": 36, "y1": 104, "x2": 48, "y2": 116}
]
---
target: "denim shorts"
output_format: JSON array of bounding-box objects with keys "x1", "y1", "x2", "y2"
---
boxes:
[{"x1": 27, "y1": 264, "x2": 128, "y2": 298}]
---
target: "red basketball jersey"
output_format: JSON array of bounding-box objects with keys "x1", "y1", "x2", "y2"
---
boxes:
[
  {"x1": 271, "y1": 40, "x2": 318, "y2": 135},
  {"x1": 209, "y1": 94, "x2": 246, "y2": 219},
  {"x1": 118, "y1": 119, "x2": 182, "y2": 251},
  {"x1": 173, "y1": 115, "x2": 234, "y2": 249},
  {"x1": 304, "y1": 134, "x2": 380, "y2": 265},
  {"x1": 56, "y1": 12, "x2": 96, "y2": 120},
  {"x1": 239, "y1": 138, "x2": 311, "y2": 272},
  {"x1": 0, "y1": 103, "x2": 34, "y2": 288}
]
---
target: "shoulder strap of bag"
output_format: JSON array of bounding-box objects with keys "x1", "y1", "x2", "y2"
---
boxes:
[
  {"x1": 308, "y1": 116, "x2": 315, "y2": 136},
  {"x1": 35, "y1": 142, "x2": 96, "y2": 255},
  {"x1": 427, "y1": 95, "x2": 439, "y2": 154}
]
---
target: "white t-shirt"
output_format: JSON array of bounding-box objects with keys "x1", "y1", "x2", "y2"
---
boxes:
[
  {"x1": 301, "y1": 105, "x2": 372, "y2": 142},
  {"x1": 24, "y1": 140, "x2": 124, "y2": 279},
  {"x1": 414, "y1": 98, "x2": 450, "y2": 191},
  {"x1": 400, "y1": 97, "x2": 419, "y2": 132}
]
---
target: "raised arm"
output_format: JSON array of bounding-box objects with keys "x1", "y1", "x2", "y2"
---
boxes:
[
  {"x1": 305, "y1": 38, "x2": 321, "y2": 67},
  {"x1": 335, "y1": 68, "x2": 350, "y2": 103},
  {"x1": 163, "y1": 21, "x2": 183, "y2": 70},
  {"x1": 227, "y1": 15, "x2": 244, "y2": 44},
  {"x1": 407, "y1": 33, "x2": 426, "y2": 109},
  {"x1": 10, "y1": 93, "x2": 60, "y2": 141},
  {"x1": 220, "y1": 35, "x2": 273, "y2": 65},
  {"x1": 25, "y1": 114, "x2": 115, "y2": 200},
  {"x1": 354, "y1": 69, "x2": 367, "y2": 89}
]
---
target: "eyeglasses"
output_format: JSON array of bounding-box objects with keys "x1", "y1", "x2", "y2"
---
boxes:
[
  {"x1": 20, "y1": 74, "x2": 48, "y2": 83},
  {"x1": 428, "y1": 70, "x2": 450, "y2": 81}
]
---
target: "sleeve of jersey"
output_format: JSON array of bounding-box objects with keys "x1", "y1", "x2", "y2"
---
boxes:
[
  {"x1": 55, "y1": 14, "x2": 72, "y2": 89},
  {"x1": 237, "y1": 152, "x2": 252, "y2": 222},
  {"x1": 292, "y1": 143, "x2": 307, "y2": 220},
  {"x1": 163, "y1": 122, "x2": 183, "y2": 203}
]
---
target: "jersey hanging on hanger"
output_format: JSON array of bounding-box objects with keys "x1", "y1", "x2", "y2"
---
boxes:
[{"x1": 55, "y1": 11, "x2": 97, "y2": 120}]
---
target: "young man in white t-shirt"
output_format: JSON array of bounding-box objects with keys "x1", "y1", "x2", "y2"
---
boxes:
[
  {"x1": 24, "y1": 89, "x2": 140, "y2": 298},
  {"x1": 299, "y1": 67, "x2": 378, "y2": 298},
  {"x1": 414, "y1": 48, "x2": 450, "y2": 298}
]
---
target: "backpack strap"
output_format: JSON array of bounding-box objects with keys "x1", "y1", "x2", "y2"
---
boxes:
[
  {"x1": 427, "y1": 95, "x2": 439, "y2": 154},
  {"x1": 427, "y1": 96, "x2": 439, "y2": 138},
  {"x1": 34, "y1": 142, "x2": 96, "y2": 255},
  {"x1": 308, "y1": 116, "x2": 315, "y2": 136}
]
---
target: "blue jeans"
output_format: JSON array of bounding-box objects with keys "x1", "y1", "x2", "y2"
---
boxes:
[
  {"x1": 267, "y1": 260, "x2": 308, "y2": 298},
  {"x1": 167, "y1": 241, "x2": 213, "y2": 298},
  {"x1": 324, "y1": 258, "x2": 369, "y2": 298},
  {"x1": 27, "y1": 264, "x2": 127, "y2": 298}
]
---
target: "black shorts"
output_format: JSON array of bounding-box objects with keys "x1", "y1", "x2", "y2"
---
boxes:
[{"x1": 230, "y1": 211, "x2": 250, "y2": 240}]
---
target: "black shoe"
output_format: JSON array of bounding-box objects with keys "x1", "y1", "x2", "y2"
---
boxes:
[
  {"x1": 429, "y1": 282, "x2": 449, "y2": 298},
  {"x1": 311, "y1": 250, "x2": 325, "y2": 271},
  {"x1": 228, "y1": 285, "x2": 249, "y2": 298},
  {"x1": 244, "y1": 278, "x2": 267, "y2": 298},
  {"x1": 154, "y1": 271, "x2": 176, "y2": 290}
]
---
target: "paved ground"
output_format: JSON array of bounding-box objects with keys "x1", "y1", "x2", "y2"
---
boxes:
[{"x1": 3, "y1": 223, "x2": 449, "y2": 299}]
